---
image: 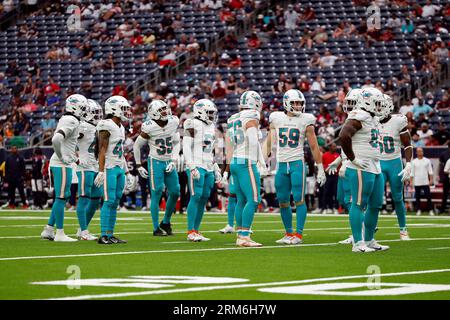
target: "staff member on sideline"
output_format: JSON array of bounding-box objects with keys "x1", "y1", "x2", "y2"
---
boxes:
[{"x1": 411, "y1": 147, "x2": 434, "y2": 216}]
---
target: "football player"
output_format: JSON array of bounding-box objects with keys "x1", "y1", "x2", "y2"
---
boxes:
[
  {"x1": 379, "y1": 94, "x2": 412, "y2": 240},
  {"x1": 264, "y1": 89, "x2": 326, "y2": 245},
  {"x1": 225, "y1": 90, "x2": 267, "y2": 247},
  {"x1": 94, "y1": 96, "x2": 134, "y2": 244},
  {"x1": 133, "y1": 100, "x2": 181, "y2": 236},
  {"x1": 40, "y1": 94, "x2": 88, "y2": 242},
  {"x1": 183, "y1": 99, "x2": 222, "y2": 241},
  {"x1": 339, "y1": 87, "x2": 389, "y2": 253},
  {"x1": 74, "y1": 99, "x2": 103, "y2": 241}
]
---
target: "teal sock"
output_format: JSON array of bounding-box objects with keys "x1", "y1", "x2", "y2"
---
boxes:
[
  {"x1": 86, "y1": 198, "x2": 100, "y2": 227},
  {"x1": 100, "y1": 201, "x2": 112, "y2": 237},
  {"x1": 194, "y1": 197, "x2": 208, "y2": 230},
  {"x1": 163, "y1": 192, "x2": 178, "y2": 224},
  {"x1": 349, "y1": 203, "x2": 364, "y2": 243},
  {"x1": 394, "y1": 200, "x2": 407, "y2": 231},
  {"x1": 295, "y1": 203, "x2": 307, "y2": 235},
  {"x1": 76, "y1": 197, "x2": 89, "y2": 231},
  {"x1": 52, "y1": 199, "x2": 66, "y2": 229},
  {"x1": 48, "y1": 210, "x2": 56, "y2": 226},
  {"x1": 187, "y1": 195, "x2": 201, "y2": 231},
  {"x1": 108, "y1": 204, "x2": 118, "y2": 237},
  {"x1": 227, "y1": 196, "x2": 236, "y2": 227},
  {"x1": 364, "y1": 206, "x2": 380, "y2": 241},
  {"x1": 150, "y1": 191, "x2": 162, "y2": 230},
  {"x1": 280, "y1": 206, "x2": 293, "y2": 233},
  {"x1": 241, "y1": 201, "x2": 257, "y2": 236}
]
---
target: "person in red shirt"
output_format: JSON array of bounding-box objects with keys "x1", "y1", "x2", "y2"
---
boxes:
[{"x1": 321, "y1": 143, "x2": 340, "y2": 214}]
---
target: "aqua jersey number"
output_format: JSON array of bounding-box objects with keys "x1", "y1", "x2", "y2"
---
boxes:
[{"x1": 279, "y1": 128, "x2": 300, "y2": 148}]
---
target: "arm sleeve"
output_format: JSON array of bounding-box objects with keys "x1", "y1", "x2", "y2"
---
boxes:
[
  {"x1": 172, "y1": 132, "x2": 181, "y2": 161},
  {"x1": 133, "y1": 135, "x2": 147, "y2": 165},
  {"x1": 247, "y1": 126, "x2": 259, "y2": 161},
  {"x1": 183, "y1": 135, "x2": 194, "y2": 169},
  {"x1": 51, "y1": 132, "x2": 65, "y2": 160}
]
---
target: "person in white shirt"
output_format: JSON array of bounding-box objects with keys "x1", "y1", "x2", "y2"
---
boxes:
[
  {"x1": 411, "y1": 147, "x2": 434, "y2": 216},
  {"x1": 422, "y1": 0, "x2": 440, "y2": 18},
  {"x1": 320, "y1": 50, "x2": 342, "y2": 68},
  {"x1": 284, "y1": 4, "x2": 299, "y2": 33},
  {"x1": 417, "y1": 123, "x2": 433, "y2": 145}
]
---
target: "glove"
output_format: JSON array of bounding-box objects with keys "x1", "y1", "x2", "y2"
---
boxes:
[
  {"x1": 316, "y1": 163, "x2": 326, "y2": 186},
  {"x1": 339, "y1": 160, "x2": 349, "y2": 178},
  {"x1": 125, "y1": 173, "x2": 135, "y2": 190},
  {"x1": 398, "y1": 162, "x2": 412, "y2": 183},
  {"x1": 221, "y1": 171, "x2": 229, "y2": 185},
  {"x1": 190, "y1": 167, "x2": 200, "y2": 180},
  {"x1": 137, "y1": 165, "x2": 148, "y2": 179},
  {"x1": 165, "y1": 161, "x2": 176, "y2": 173},
  {"x1": 326, "y1": 156, "x2": 342, "y2": 175},
  {"x1": 213, "y1": 163, "x2": 222, "y2": 183},
  {"x1": 61, "y1": 155, "x2": 75, "y2": 165},
  {"x1": 351, "y1": 158, "x2": 371, "y2": 170},
  {"x1": 94, "y1": 172, "x2": 105, "y2": 187}
]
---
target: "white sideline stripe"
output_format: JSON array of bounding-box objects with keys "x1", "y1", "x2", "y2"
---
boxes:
[
  {"x1": 2, "y1": 236, "x2": 450, "y2": 262},
  {"x1": 427, "y1": 247, "x2": 450, "y2": 250},
  {"x1": 2, "y1": 224, "x2": 450, "y2": 240},
  {"x1": 43, "y1": 268, "x2": 450, "y2": 300}
]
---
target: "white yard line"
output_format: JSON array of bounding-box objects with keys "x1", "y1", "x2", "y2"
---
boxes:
[
  {"x1": 2, "y1": 236, "x2": 450, "y2": 262},
  {"x1": 41, "y1": 268, "x2": 450, "y2": 300},
  {"x1": 427, "y1": 247, "x2": 450, "y2": 250}
]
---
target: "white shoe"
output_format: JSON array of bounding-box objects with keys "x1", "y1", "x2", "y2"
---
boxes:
[
  {"x1": 187, "y1": 232, "x2": 201, "y2": 242},
  {"x1": 276, "y1": 233, "x2": 293, "y2": 245},
  {"x1": 290, "y1": 233, "x2": 303, "y2": 244},
  {"x1": 312, "y1": 208, "x2": 321, "y2": 214},
  {"x1": 429, "y1": 210, "x2": 435, "y2": 216},
  {"x1": 390, "y1": 211, "x2": 395, "y2": 215},
  {"x1": 381, "y1": 209, "x2": 388, "y2": 215},
  {"x1": 67, "y1": 206, "x2": 75, "y2": 212},
  {"x1": 236, "y1": 236, "x2": 262, "y2": 247},
  {"x1": 141, "y1": 206, "x2": 148, "y2": 211},
  {"x1": 366, "y1": 239, "x2": 389, "y2": 251},
  {"x1": 54, "y1": 229, "x2": 78, "y2": 242},
  {"x1": 1, "y1": 203, "x2": 10, "y2": 209},
  {"x1": 352, "y1": 240, "x2": 376, "y2": 253},
  {"x1": 219, "y1": 224, "x2": 235, "y2": 234},
  {"x1": 40, "y1": 225, "x2": 55, "y2": 241},
  {"x1": 333, "y1": 209, "x2": 338, "y2": 215},
  {"x1": 400, "y1": 230, "x2": 411, "y2": 241},
  {"x1": 196, "y1": 232, "x2": 210, "y2": 241},
  {"x1": 339, "y1": 235, "x2": 354, "y2": 244},
  {"x1": 79, "y1": 230, "x2": 98, "y2": 241},
  {"x1": 416, "y1": 210, "x2": 422, "y2": 216}
]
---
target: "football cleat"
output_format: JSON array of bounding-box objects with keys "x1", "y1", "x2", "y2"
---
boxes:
[
  {"x1": 109, "y1": 236, "x2": 127, "y2": 244},
  {"x1": 236, "y1": 236, "x2": 262, "y2": 247},
  {"x1": 187, "y1": 231, "x2": 201, "y2": 242},
  {"x1": 291, "y1": 233, "x2": 303, "y2": 244},
  {"x1": 400, "y1": 230, "x2": 411, "y2": 241},
  {"x1": 54, "y1": 229, "x2": 77, "y2": 242},
  {"x1": 196, "y1": 232, "x2": 210, "y2": 242},
  {"x1": 366, "y1": 240, "x2": 389, "y2": 251},
  {"x1": 416, "y1": 210, "x2": 422, "y2": 216},
  {"x1": 40, "y1": 225, "x2": 55, "y2": 241},
  {"x1": 159, "y1": 221, "x2": 173, "y2": 235},
  {"x1": 153, "y1": 227, "x2": 168, "y2": 236},
  {"x1": 352, "y1": 240, "x2": 376, "y2": 253},
  {"x1": 276, "y1": 233, "x2": 294, "y2": 245},
  {"x1": 98, "y1": 236, "x2": 112, "y2": 244},
  {"x1": 429, "y1": 210, "x2": 435, "y2": 216},
  {"x1": 219, "y1": 224, "x2": 235, "y2": 234},
  {"x1": 339, "y1": 235, "x2": 354, "y2": 244},
  {"x1": 79, "y1": 230, "x2": 98, "y2": 241}
]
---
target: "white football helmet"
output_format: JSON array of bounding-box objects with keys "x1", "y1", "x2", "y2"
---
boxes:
[
  {"x1": 379, "y1": 94, "x2": 394, "y2": 121},
  {"x1": 283, "y1": 89, "x2": 305, "y2": 115},
  {"x1": 193, "y1": 99, "x2": 218, "y2": 125},
  {"x1": 239, "y1": 90, "x2": 262, "y2": 112},
  {"x1": 357, "y1": 88, "x2": 384, "y2": 117},
  {"x1": 65, "y1": 94, "x2": 88, "y2": 119},
  {"x1": 85, "y1": 99, "x2": 103, "y2": 125},
  {"x1": 343, "y1": 88, "x2": 362, "y2": 114},
  {"x1": 148, "y1": 99, "x2": 171, "y2": 121},
  {"x1": 104, "y1": 95, "x2": 132, "y2": 121}
]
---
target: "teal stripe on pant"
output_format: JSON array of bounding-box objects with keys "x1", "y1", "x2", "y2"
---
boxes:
[{"x1": 48, "y1": 166, "x2": 72, "y2": 229}]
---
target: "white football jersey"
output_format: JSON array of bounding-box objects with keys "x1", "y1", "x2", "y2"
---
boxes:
[
  {"x1": 345, "y1": 109, "x2": 382, "y2": 174},
  {"x1": 97, "y1": 119, "x2": 126, "y2": 169},
  {"x1": 76, "y1": 122, "x2": 98, "y2": 172},
  {"x1": 183, "y1": 118, "x2": 216, "y2": 171},
  {"x1": 227, "y1": 110, "x2": 260, "y2": 161},
  {"x1": 269, "y1": 111, "x2": 316, "y2": 163},
  {"x1": 49, "y1": 115, "x2": 80, "y2": 167},
  {"x1": 379, "y1": 114, "x2": 408, "y2": 161},
  {"x1": 141, "y1": 115, "x2": 180, "y2": 161}
]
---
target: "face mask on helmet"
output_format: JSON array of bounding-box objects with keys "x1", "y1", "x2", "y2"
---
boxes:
[
  {"x1": 120, "y1": 103, "x2": 132, "y2": 121},
  {"x1": 343, "y1": 98, "x2": 357, "y2": 113},
  {"x1": 92, "y1": 105, "x2": 103, "y2": 124},
  {"x1": 157, "y1": 104, "x2": 171, "y2": 120},
  {"x1": 206, "y1": 109, "x2": 217, "y2": 124},
  {"x1": 288, "y1": 99, "x2": 305, "y2": 114}
]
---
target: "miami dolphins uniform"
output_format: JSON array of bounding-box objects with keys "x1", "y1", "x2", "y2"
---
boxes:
[
  {"x1": 184, "y1": 118, "x2": 216, "y2": 232},
  {"x1": 227, "y1": 175, "x2": 237, "y2": 227},
  {"x1": 76, "y1": 121, "x2": 102, "y2": 231},
  {"x1": 379, "y1": 114, "x2": 409, "y2": 231},
  {"x1": 228, "y1": 110, "x2": 261, "y2": 236},
  {"x1": 345, "y1": 109, "x2": 384, "y2": 243},
  {"x1": 336, "y1": 148, "x2": 352, "y2": 211},
  {"x1": 97, "y1": 118, "x2": 126, "y2": 238},
  {"x1": 48, "y1": 114, "x2": 80, "y2": 229},
  {"x1": 141, "y1": 115, "x2": 180, "y2": 231},
  {"x1": 269, "y1": 111, "x2": 316, "y2": 236}
]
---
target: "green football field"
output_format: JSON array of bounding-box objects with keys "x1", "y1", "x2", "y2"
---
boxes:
[{"x1": 1, "y1": 210, "x2": 450, "y2": 300}]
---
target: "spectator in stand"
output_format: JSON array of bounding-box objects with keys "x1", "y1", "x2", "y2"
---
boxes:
[
  {"x1": 236, "y1": 74, "x2": 249, "y2": 94},
  {"x1": 41, "y1": 112, "x2": 57, "y2": 137},
  {"x1": 401, "y1": 18, "x2": 414, "y2": 34},
  {"x1": 312, "y1": 26, "x2": 328, "y2": 44},
  {"x1": 2, "y1": 146, "x2": 28, "y2": 209},
  {"x1": 411, "y1": 147, "x2": 434, "y2": 215},
  {"x1": 219, "y1": 6, "x2": 235, "y2": 24},
  {"x1": 135, "y1": 49, "x2": 158, "y2": 65},
  {"x1": 397, "y1": 65, "x2": 411, "y2": 85},
  {"x1": 200, "y1": 77, "x2": 212, "y2": 93},
  {"x1": 433, "y1": 123, "x2": 450, "y2": 146},
  {"x1": 223, "y1": 33, "x2": 238, "y2": 50},
  {"x1": 413, "y1": 99, "x2": 434, "y2": 119},
  {"x1": 297, "y1": 75, "x2": 311, "y2": 92},
  {"x1": 301, "y1": 6, "x2": 315, "y2": 21},
  {"x1": 434, "y1": 41, "x2": 449, "y2": 63},
  {"x1": 320, "y1": 50, "x2": 344, "y2": 68},
  {"x1": 386, "y1": 13, "x2": 402, "y2": 29},
  {"x1": 81, "y1": 42, "x2": 94, "y2": 61},
  {"x1": 298, "y1": 27, "x2": 313, "y2": 49},
  {"x1": 211, "y1": 73, "x2": 227, "y2": 99},
  {"x1": 112, "y1": 82, "x2": 128, "y2": 99},
  {"x1": 226, "y1": 75, "x2": 237, "y2": 94},
  {"x1": 309, "y1": 52, "x2": 321, "y2": 68},
  {"x1": 417, "y1": 122, "x2": 434, "y2": 145},
  {"x1": 334, "y1": 105, "x2": 347, "y2": 125},
  {"x1": 311, "y1": 75, "x2": 325, "y2": 93},
  {"x1": 318, "y1": 120, "x2": 335, "y2": 143},
  {"x1": 229, "y1": 53, "x2": 241, "y2": 68},
  {"x1": 45, "y1": 91, "x2": 61, "y2": 109},
  {"x1": 273, "y1": 73, "x2": 287, "y2": 94},
  {"x1": 45, "y1": 46, "x2": 58, "y2": 60},
  {"x1": 435, "y1": 93, "x2": 450, "y2": 111},
  {"x1": 362, "y1": 77, "x2": 374, "y2": 89},
  {"x1": 332, "y1": 22, "x2": 346, "y2": 39},
  {"x1": 247, "y1": 32, "x2": 261, "y2": 49},
  {"x1": 317, "y1": 106, "x2": 332, "y2": 125},
  {"x1": 284, "y1": 4, "x2": 299, "y2": 34},
  {"x1": 322, "y1": 143, "x2": 340, "y2": 214},
  {"x1": 421, "y1": 0, "x2": 441, "y2": 18},
  {"x1": 159, "y1": 49, "x2": 177, "y2": 68}
]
